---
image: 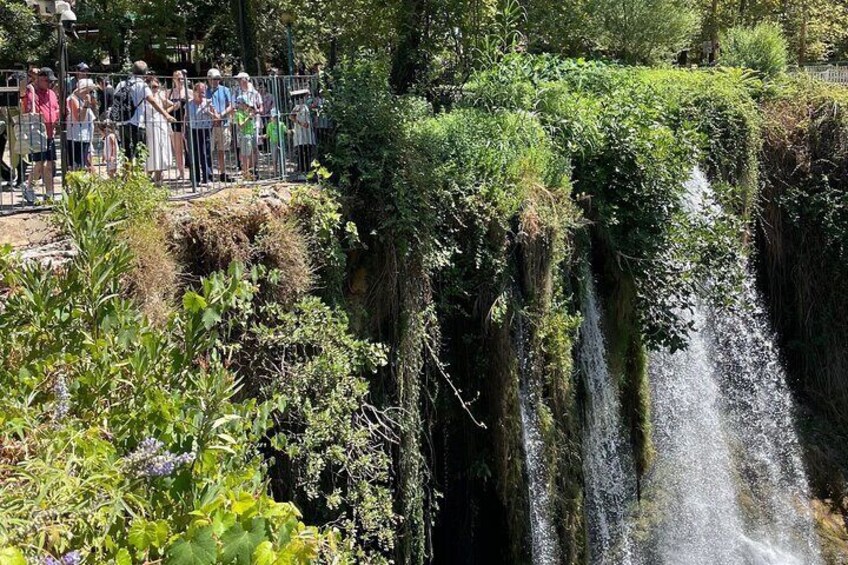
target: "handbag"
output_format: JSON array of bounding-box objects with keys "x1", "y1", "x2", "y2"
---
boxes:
[{"x1": 13, "y1": 112, "x2": 48, "y2": 155}]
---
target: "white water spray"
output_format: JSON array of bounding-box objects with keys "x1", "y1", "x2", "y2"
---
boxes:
[
  {"x1": 580, "y1": 274, "x2": 638, "y2": 565},
  {"x1": 516, "y1": 312, "x2": 560, "y2": 565}
]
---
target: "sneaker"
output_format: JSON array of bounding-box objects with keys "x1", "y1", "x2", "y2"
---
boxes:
[
  {"x1": 219, "y1": 174, "x2": 233, "y2": 183},
  {"x1": 22, "y1": 186, "x2": 36, "y2": 205}
]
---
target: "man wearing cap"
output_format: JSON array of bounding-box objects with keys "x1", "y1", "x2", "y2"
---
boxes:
[
  {"x1": 232, "y1": 72, "x2": 262, "y2": 178},
  {"x1": 114, "y1": 60, "x2": 174, "y2": 165},
  {"x1": 67, "y1": 62, "x2": 90, "y2": 94},
  {"x1": 21, "y1": 67, "x2": 60, "y2": 203},
  {"x1": 206, "y1": 68, "x2": 233, "y2": 182}
]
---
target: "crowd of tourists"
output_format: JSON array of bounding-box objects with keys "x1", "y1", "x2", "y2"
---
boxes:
[{"x1": 2, "y1": 60, "x2": 327, "y2": 204}]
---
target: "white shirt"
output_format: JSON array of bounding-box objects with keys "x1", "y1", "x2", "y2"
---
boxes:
[{"x1": 116, "y1": 76, "x2": 152, "y2": 127}]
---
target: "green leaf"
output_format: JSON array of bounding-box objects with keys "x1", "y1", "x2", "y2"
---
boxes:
[
  {"x1": 116, "y1": 548, "x2": 132, "y2": 565},
  {"x1": 183, "y1": 292, "x2": 208, "y2": 314},
  {"x1": 0, "y1": 547, "x2": 27, "y2": 565},
  {"x1": 166, "y1": 526, "x2": 217, "y2": 565},
  {"x1": 230, "y1": 492, "x2": 256, "y2": 516},
  {"x1": 201, "y1": 308, "x2": 222, "y2": 330},
  {"x1": 252, "y1": 541, "x2": 276, "y2": 565},
  {"x1": 129, "y1": 518, "x2": 171, "y2": 551},
  {"x1": 220, "y1": 518, "x2": 267, "y2": 565}
]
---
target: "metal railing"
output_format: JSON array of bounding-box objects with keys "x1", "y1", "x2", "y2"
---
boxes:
[{"x1": 0, "y1": 70, "x2": 329, "y2": 211}]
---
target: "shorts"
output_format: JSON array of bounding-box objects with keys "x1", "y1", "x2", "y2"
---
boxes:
[
  {"x1": 211, "y1": 125, "x2": 231, "y2": 152},
  {"x1": 30, "y1": 138, "x2": 56, "y2": 162},
  {"x1": 238, "y1": 135, "x2": 257, "y2": 155}
]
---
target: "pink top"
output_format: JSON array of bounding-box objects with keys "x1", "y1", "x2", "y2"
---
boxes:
[{"x1": 23, "y1": 87, "x2": 60, "y2": 137}]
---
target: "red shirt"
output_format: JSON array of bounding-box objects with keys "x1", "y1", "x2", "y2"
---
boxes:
[{"x1": 23, "y1": 87, "x2": 60, "y2": 138}]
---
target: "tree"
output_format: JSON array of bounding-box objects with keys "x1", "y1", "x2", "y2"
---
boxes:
[{"x1": 590, "y1": 0, "x2": 701, "y2": 63}]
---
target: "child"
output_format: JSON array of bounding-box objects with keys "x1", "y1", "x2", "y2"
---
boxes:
[
  {"x1": 101, "y1": 121, "x2": 118, "y2": 178},
  {"x1": 264, "y1": 109, "x2": 286, "y2": 177},
  {"x1": 234, "y1": 96, "x2": 257, "y2": 181}
]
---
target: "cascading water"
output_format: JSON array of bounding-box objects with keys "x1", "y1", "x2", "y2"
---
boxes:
[
  {"x1": 515, "y1": 309, "x2": 559, "y2": 565},
  {"x1": 579, "y1": 274, "x2": 638, "y2": 565},
  {"x1": 638, "y1": 167, "x2": 822, "y2": 564}
]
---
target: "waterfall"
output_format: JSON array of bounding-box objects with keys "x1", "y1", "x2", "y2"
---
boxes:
[
  {"x1": 640, "y1": 167, "x2": 822, "y2": 564},
  {"x1": 515, "y1": 309, "x2": 560, "y2": 565},
  {"x1": 580, "y1": 274, "x2": 638, "y2": 565}
]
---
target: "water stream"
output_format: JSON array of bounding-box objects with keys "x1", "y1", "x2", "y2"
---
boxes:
[
  {"x1": 515, "y1": 308, "x2": 560, "y2": 565},
  {"x1": 580, "y1": 274, "x2": 638, "y2": 565},
  {"x1": 583, "y1": 167, "x2": 822, "y2": 564}
]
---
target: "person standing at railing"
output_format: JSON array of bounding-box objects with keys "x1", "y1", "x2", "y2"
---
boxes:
[
  {"x1": 233, "y1": 72, "x2": 263, "y2": 179},
  {"x1": 234, "y1": 95, "x2": 257, "y2": 181},
  {"x1": 21, "y1": 67, "x2": 60, "y2": 204},
  {"x1": 111, "y1": 61, "x2": 174, "y2": 167},
  {"x1": 101, "y1": 121, "x2": 118, "y2": 178},
  {"x1": 144, "y1": 78, "x2": 175, "y2": 184},
  {"x1": 66, "y1": 78, "x2": 98, "y2": 172},
  {"x1": 187, "y1": 82, "x2": 216, "y2": 185},
  {"x1": 206, "y1": 68, "x2": 232, "y2": 183},
  {"x1": 264, "y1": 109, "x2": 285, "y2": 176},
  {"x1": 167, "y1": 70, "x2": 188, "y2": 180},
  {"x1": 290, "y1": 92, "x2": 315, "y2": 176},
  {"x1": 258, "y1": 81, "x2": 274, "y2": 149}
]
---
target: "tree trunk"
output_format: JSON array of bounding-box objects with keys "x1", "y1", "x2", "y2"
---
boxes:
[
  {"x1": 232, "y1": 0, "x2": 260, "y2": 75},
  {"x1": 798, "y1": 1, "x2": 807, "y2": 65},
  {"x1": 390, "y1": 0, "x2": 427, "y2": 94}
]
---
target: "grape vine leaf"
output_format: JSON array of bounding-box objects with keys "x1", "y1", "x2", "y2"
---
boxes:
[
  {"x1": 220, "y1": 518, "x2": 268, "y2": 565},
  {"x1": 166, "y1": 526, "x2": 217, "y2": 565}
]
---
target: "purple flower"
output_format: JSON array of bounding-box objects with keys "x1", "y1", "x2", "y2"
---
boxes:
[
  {"x1": 62, "y1": 551, "x2": 82, "y2": 565},
  {"x1": 43, "y1": 552, "x2": 80, "y2": 565},
  {"x1": 52, "y1": 374, "x2": 70, "y2": 421},
  {"x1": 124, "y1": 438, "x2": 195, "y2": 478}
]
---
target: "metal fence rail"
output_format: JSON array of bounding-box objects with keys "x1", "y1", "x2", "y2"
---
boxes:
[
  {"x1": 800, "y1": 64, "x2": 848, "y2": 85},
  {"x1": 0, "y1": 70, "x2": 328, "y2": 211}
]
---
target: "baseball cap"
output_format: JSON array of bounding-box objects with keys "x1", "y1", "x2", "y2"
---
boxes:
[
  {"x1": 207, "y1": 68, "x2": 222, "y2": 79},
  {"x1": 235, "y1": 72, "x2": 250, "y2": 80},
  {"x1": 75, "y1": 62, "x2": 90, "y2": 72},
  {"x1": 38, "y1": 67, "x2": 57, "y2": 81}
]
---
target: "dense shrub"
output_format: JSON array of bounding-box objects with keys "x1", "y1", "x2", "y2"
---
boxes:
[
  {"x1": 0, "y1": 176, "x2": 393, "y2": 563},
  {"x1": 721, "y1": 23, "x2": 790, "y2": 78}
]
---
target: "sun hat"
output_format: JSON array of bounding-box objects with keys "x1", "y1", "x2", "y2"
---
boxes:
[
  {"x1": 75, "y1": 78, "x2": 97, "y2": 92},
  {"x1": 207, "y1": 68, "x2": 222, "y2": 79}
]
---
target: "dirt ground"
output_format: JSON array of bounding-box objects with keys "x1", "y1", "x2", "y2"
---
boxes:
[
  {"x1": 0, "y1": 182, "x2": 296, "y2": 250},
  {"x1": 0, "y1": 210, "x2": 56, "y2": 248}
]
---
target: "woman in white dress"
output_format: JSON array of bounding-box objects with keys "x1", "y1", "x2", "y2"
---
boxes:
[{"x1": 143, "y1": 78, "x2": 174, "y2": 183}]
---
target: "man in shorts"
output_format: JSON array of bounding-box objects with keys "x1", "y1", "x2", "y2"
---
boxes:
[
  {"x1": 21, "y1": 67, "x2": 59, "y2": 203},
  {"x1": 206, "y1": 68, "x2": 233, "y2": 182}
]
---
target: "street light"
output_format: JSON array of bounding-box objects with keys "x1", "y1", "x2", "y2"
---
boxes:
[
  {"x1": 54, "y1": 1, "x2": 76, "y2": 183},
  {"x1": 281, "y1": 12, "x2": 296, "y2": 75}
]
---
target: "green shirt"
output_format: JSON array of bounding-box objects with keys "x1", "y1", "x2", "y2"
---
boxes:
[
  {"x1": 235, "y1": 109, "x2": 255, "y2": 136},
  {"x1": 266, "y1": 120, "x2": 285, "y2": 144}
]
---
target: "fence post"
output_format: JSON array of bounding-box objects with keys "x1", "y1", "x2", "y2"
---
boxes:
[{"x1": 184, "y1": 76, "x2": 197, "y2": 193}]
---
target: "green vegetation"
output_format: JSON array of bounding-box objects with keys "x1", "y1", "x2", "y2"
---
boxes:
[
  {"x1": 721, "y1": 23, "x2": 790, "y2": 78},
  {"x1": 0, "y1": 175, "x2": 395, "y2": 563},
  {"x1": 3, "y1": 42, "x2": 848, "y2": 563},
  {"x1": 758, "y1": 76, "x2": 848, "y2": 519}
]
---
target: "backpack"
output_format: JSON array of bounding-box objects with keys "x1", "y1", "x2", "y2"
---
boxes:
[{"x1": 107, "y1": 77, "x2": 142, "y2": 123}]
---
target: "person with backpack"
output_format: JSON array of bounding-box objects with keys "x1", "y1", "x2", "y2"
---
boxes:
[{"x1": 110, "y1": 61, "x2": 174, "y2": 167}]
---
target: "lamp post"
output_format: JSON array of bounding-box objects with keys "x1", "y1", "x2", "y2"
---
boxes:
[
  {"x1": 281, "y1": 13, "x2": 296, "y2": 75},
  {"x1": 54, "y1": 1, "x2": 76, "y2": 184}
]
